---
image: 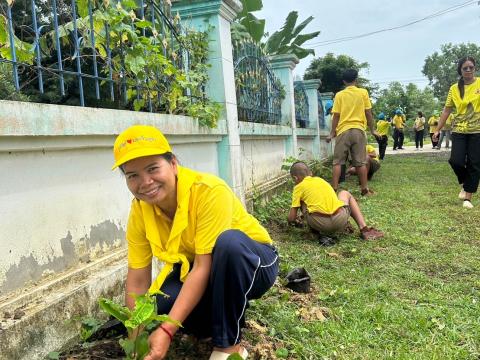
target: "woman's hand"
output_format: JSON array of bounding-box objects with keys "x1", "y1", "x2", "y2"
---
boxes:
[
  {"x1": 144, "y1": 327, "x2": 172, "y2": 360},
  {"x1": 432, "y1": 131, "x2": 440, "y2": 141}
]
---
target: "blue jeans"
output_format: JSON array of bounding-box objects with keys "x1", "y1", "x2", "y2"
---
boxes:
[
  {"x1": 156, "y1": 230, "x2": 279, "y2": 347},
  {"x1": 438, "y1": 130, "x2": 451, "y2": 149}
]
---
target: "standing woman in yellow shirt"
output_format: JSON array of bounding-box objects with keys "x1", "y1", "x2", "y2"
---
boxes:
[
  {"x1": 413, "y1": 111, "x2": 426, "y2": 150},
  {"x1": 428, "y1": 112, "x2": 440, "y2": 149},
  {"x1": 434, "y1": 56, "x2": 480, "y2": 209},
  {"x1": 113, "y1": 125, "x2": 278, "y2": 359}
]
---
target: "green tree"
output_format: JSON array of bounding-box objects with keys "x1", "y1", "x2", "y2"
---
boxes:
[
  {"x1": 303, "y1": 52, "x2": 376, "y2": 95},
  {"x1": 422, "y1": 42, "x2": 480, "y2": 101},
  {"x1": 373, "y1": 82, "x2": 440, "y2": 127}
]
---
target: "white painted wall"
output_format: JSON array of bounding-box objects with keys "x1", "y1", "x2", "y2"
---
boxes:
[
  {"x1": 241, "y1": 136, "x2": 287, "y2": 191},
  {"x1": 297, "y1": 136, "x2": 316, "y2": 160},
  {"x1": 0, "y1": 101, "x2": 226, "y2": 297}
]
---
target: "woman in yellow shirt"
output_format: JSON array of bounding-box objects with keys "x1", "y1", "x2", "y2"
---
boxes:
[
  {"x1": 434, "y1": 56, "x2": 480, "y2": 208},
  {"x1": 413, "y1": 111, "x2": 425, "y2": 149},
  {"x1": 428, "y1": 113, "x2": 439, "y2": 149},
  {"x1": 113, "y1": 125, "x2": 278, "y2": 359}
]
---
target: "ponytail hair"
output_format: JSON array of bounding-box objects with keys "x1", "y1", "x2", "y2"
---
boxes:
[{"x1": 457, "y1": 56, "x2": 476, "y2": 99}]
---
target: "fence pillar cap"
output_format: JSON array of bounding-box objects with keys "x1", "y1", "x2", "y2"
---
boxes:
[
  {"x1": 172, "y1": 0, "x2": 242, "y2": 22},
  {"x1": 269, "y1": 54, "x2": 299, "y2": 70},
  {"x1": 300, "y1": 79, "x2": 321, "y2": 90}
]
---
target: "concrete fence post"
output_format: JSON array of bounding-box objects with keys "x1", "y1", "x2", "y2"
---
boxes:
[
  {"x1": 269, "y1": 54, "x2": 299, "y2": 158},
  {"x1": 302, "y1": 79, "x2": 322, "y2": 158},
  {"x1": 172, "y1": 0, "x2": 244, "y2": 201}
]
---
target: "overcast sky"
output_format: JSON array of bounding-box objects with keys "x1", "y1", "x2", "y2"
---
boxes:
[{"x1": 257, "y1": 0, "x2": 479, "y2": 89}]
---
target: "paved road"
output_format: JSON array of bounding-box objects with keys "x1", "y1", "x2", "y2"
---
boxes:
[{"x1": 384, "y1": 145, "x2": 451, "y2": 155}]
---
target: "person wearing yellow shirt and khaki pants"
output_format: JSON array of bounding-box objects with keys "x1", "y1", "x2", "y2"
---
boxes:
[
  {"x1": 375, "y1": 112, "x2": 390, "y2": 159},
  {"x1": 392, "y1": 109, "x2": 405, "y2": 150},
  {"x1": 327, "y1": 69, "x2": 380, "y2": 195},
  {"x1": 287, "y1": 162, "x2": 384, "y2": 242},
  {"x1": 112, "y1": 125, "x2": 278, "y2": 360},
  {"x1": 434, "y1": 56, "x2": 480, "y2": 209}
]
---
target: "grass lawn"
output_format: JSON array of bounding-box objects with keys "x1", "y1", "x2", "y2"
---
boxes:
[{"x1": 245, "y1": 152, "x2": 480, "y2": 360}]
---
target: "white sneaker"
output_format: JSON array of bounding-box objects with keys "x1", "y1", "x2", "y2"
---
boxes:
[
  {"x1": 459, "y1": 188, "x2": 466, "y2": 200},
  {"x1": 463, "y1": 200, "x2": 474, "y2": 209}
]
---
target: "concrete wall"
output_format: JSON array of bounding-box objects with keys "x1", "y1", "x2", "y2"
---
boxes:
[{"x1": 0, "y1": 100, "x2": 227, "y2": 297}]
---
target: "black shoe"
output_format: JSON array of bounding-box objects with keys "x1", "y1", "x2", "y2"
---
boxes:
[{"x1": 318, "y1": 235, "x2": 337, "y2": 246}]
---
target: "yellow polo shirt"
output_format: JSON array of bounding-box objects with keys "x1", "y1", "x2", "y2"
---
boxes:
[
  {"x1": 366, "y1": 144, "x2": 379, "y2": 162},
  {"x1": 392, "y1": 115, "x2": 405, "y2": 129},
  {"x1": 332, "y1": 85, "x2": 372, "y2": 136},
  {"x1": 445, "y1": 78, "x2": 480, "y2": 133},
  {"x1": 428, "y1": 116, "x2": 438, "y2": 133},
  {"x1": 127, "y1": 166, "x2": 272, "y2": 293},
  {"x1": 376, "y1": 120, "x2": 390, "y2": 136},
  {"x1": 291, "y1": 176, "x2": 344, "y2": 215},
  {"x1": 414, "y1": 116, "x2": 425, "y2": 131}
]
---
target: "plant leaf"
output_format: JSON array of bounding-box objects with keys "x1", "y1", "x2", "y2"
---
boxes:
[
  {"x1": 237, "y1": 0, "x2": 263, "y2": 18},
  {"x1": 292, "y1": 31, "x2": 321, "y2": 47},
  {"x1": 291, "y1": 15, "x2": 314, "y2": 38},
  {"x1": 240, "y1": 13, "x2": 265, "y2": 42},
  {"x1": 98, "y1": 298, "x2": 131, "y2": 323},
  {"x1": 124, "y1": 297, "x2": 155, "y2": 329}
]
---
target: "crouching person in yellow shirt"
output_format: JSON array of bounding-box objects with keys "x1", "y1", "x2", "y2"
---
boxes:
[
  {"x1": 287, "y1": 161, "x2": 384, "y2": 244},
  {"x1": 113, "y1": 125, "x2": 278, "y2": 360},
  {"x1": 347, "y1": 145, "x2": 381, "y2": 181}
]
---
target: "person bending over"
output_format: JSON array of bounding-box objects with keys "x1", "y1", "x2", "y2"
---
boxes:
[{"x1": 287, "y1": 161, "x2": 384, "y2": 243}]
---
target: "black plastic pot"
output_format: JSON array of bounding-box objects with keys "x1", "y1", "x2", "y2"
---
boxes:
[{"x1": 285, "y1": 267, "x2": 311, "y2": 293}]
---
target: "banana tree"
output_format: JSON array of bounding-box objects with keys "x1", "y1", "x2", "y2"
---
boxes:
[
  {"x1": 265, "y1": 11, "x2": 320, "y2": 60},
  {"x1": 231, "y1": 0, "x2": 265, "y2": 42}
]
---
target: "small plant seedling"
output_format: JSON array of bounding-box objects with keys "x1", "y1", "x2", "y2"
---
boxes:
[
  {"x1": 99, "y1": 292, "x2": 179, "y2": 360},
  {"x1": 79, "y1": 316, "x2": 103, "y2": 341}
]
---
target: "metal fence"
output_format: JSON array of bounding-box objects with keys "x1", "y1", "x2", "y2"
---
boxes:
[
  {"x1": 294, "y1": 81, "x2": 309, "y2": 128},
  {"x1": 233, "y1": 40, "x2": 283, "y2": 125},
  {"x1": 0, "y1": 0, "x2": 189, "y2": 111}
]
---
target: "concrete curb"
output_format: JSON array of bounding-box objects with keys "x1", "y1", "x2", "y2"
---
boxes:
[{"x1": 0, "y1": 250, "x2": 127, "y2": 360}]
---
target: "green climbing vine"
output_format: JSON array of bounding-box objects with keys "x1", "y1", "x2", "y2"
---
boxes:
[{"x1": 0, "y1": 0, "x2": 221, "y2": 127}]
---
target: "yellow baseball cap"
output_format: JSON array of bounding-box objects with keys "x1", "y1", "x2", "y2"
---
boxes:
[{"x1": 112, "y1": 125, "x2": 172, "y2": 170}]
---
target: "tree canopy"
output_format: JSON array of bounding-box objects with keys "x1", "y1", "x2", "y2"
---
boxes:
[
  {"x1": 422, "y1": 42, "x2": 480, "y2": 101},
  {"x1": 303, "y1": 53, "x2": 376, "y2": 95},
  {"x1": 373, "y1": 81, "x2": 440, "y2": 122}
]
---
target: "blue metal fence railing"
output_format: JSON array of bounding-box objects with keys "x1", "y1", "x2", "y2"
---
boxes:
[
  {"x1": 233, "y1": 40, "x2": 283, "y2": 125},
  {"x1": 294, "y1": 81, "x2": 309, "y2": 128},
  {"x1": 0, "y1": 0, "x2": 190, "y2": 110}
]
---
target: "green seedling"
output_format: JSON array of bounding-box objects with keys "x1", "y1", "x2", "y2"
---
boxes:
[
  {"x1": 99, "y1": 292, "x2": 179, "y2": 360},
  {"x1": 78, "y1": 316, "x2": 103, "y2": 341}
]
